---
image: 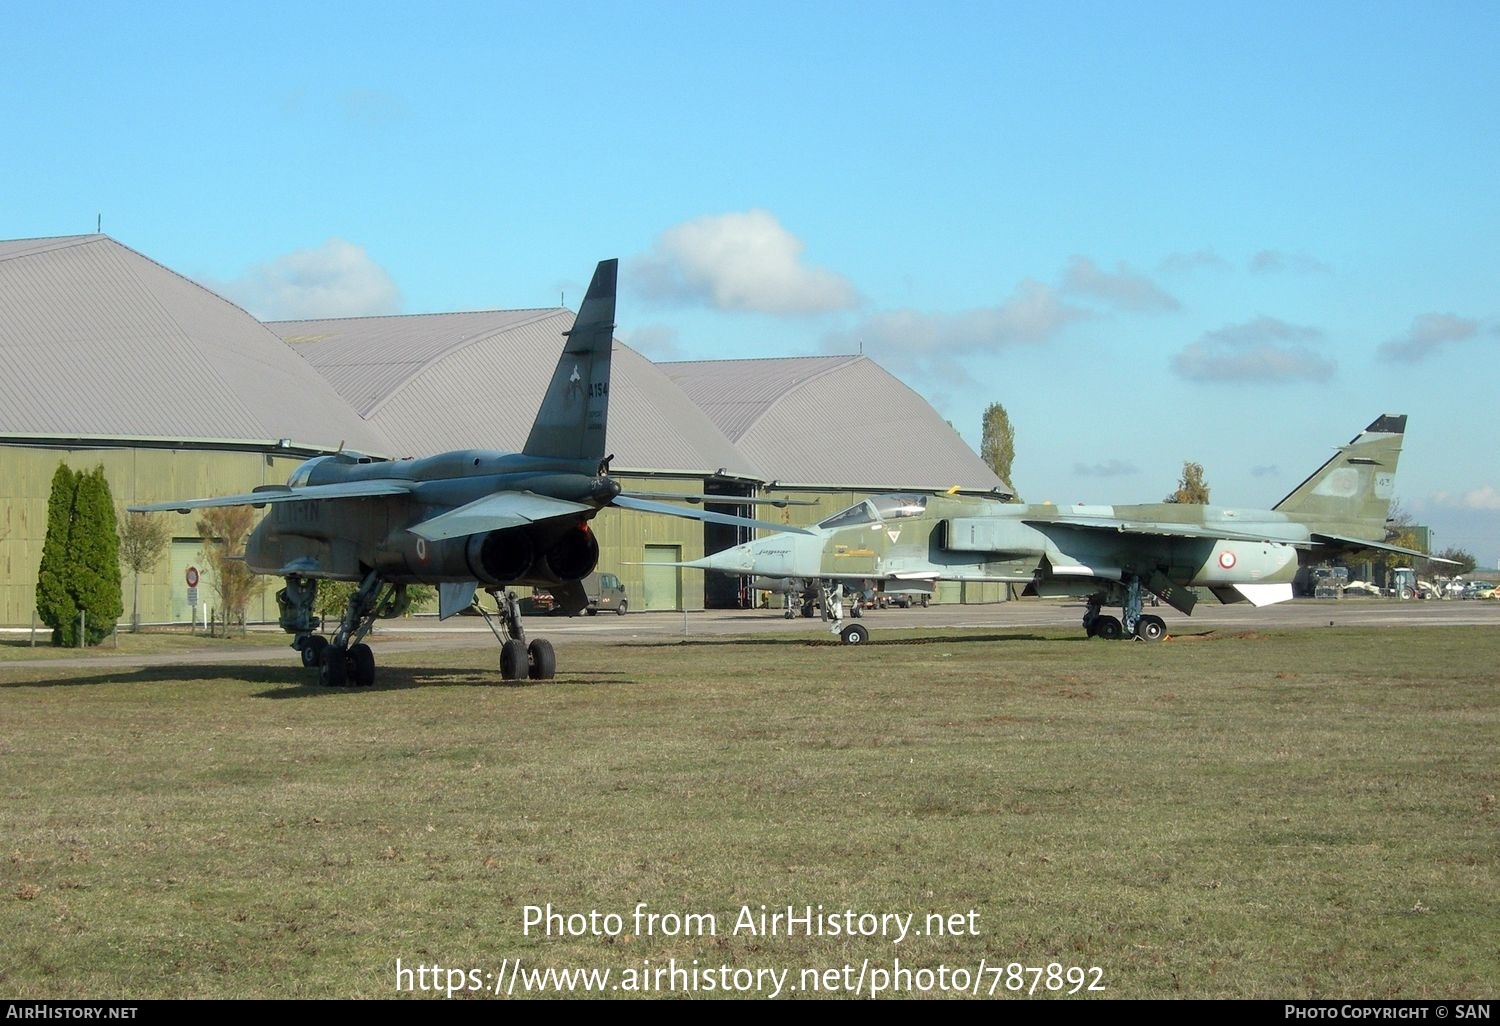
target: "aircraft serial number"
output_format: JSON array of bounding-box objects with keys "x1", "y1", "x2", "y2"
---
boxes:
[{"x1": 588, "y1": 382, "x2": 609, "y2": 398}]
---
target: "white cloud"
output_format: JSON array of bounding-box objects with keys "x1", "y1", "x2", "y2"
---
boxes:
[
  {"x1": 1378, "y1": 313, "x2": 1480, "y2": 363},
  {"x1": 208, "y1": 239, "x2": 402, "y2": 320},
  {"x1": 1171, "y1": 317, "x2": 1335, "y2": 383},
  {"x1": 1063, "y1": 256, "x2": 1179, "y2": 312},
  {"x1": 1432, "y1": 485, "x2": 1500, "y2": 511},
  {"x1": 620, "y1": 324, "x2": 686, "y2": 362},
  {"x1": 1249, "y1": 250, "x2": 1332, "y2": 275},
  {"x1": 1159, "y1": 249, "x2": 1231, "y2": 273},
  {"x1": 634, "y1": 210, "x2": 858, "y2": 316},
  {"x1": 824, "y1": 279, "x2": 1091, "y2": 377}
]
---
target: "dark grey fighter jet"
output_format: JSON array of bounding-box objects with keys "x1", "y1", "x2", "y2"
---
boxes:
[{"x1": 132, "y1": 259, "x2": 801, "y2": 685}]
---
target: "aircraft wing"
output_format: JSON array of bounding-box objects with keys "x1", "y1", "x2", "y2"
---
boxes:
[
  {"x1": 129, "y1": 480, "x2": 413, "y2": 512},
  {"x1": 611, "y1": 495, "x2": 813, "y2": 535},
  {"x1": 620, "y1": 490, "x2": 819, "y2": 508},
  {"x1": 1309, "y1": 533, "x2": 1462, "y2": 563},
  {"x1": 407, "y1": 491, "x2": 594, "y2": 542},
  {"x1": 1029, "y1": 516, "x2": 1307, "y2": 547}
]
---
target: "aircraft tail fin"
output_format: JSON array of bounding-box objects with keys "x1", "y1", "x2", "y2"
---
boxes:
[
  {"x1": 523, "y1": 258, "x2": 616, "y2": 461},
  {"x1": 1272, "y1": 414, "x2": 1405, "y2": 537}
]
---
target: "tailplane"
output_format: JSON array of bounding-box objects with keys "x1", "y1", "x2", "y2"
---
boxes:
[
  {"x1": 523, "y1": 258, "x2": 616, "y2": 461},
  {"x1": 1273, "y1": 414, "x2": 1405, "y2": 538}
]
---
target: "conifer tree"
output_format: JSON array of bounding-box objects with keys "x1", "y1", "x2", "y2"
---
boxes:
[
  {"x1": 36, "y1": 463, "x2": 79, "y2": 645},
  {"x1": 69, "y1": 466, "x2": 123, "y2": 644}
]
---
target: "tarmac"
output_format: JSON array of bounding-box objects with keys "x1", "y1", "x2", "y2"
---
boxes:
[{"x1": 4, "y1": 597, "x2": 1496, "y2": 671}]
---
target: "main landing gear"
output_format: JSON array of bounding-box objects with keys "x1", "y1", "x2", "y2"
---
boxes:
[
  {"x1": 279, "y1": 574, "x2": 558, "y2": 686},
  {"x1": 278, "y1": 571, "x2": 410, "y2": 687},
  {"x1": 470, "y1": 589, "x2": 556, "y2": 682},
  {"x1": 1083, "y1": 575, "x2": 1167, "y2": 642}
]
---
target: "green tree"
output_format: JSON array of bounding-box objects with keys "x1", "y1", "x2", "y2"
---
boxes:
[
  {"x1": 1164, "y1": 461, "x2": 1210, "y2": 504},
  {"x1": 1426, "y1": 546, "x2": 1476, "y2": 577},
  {"x1": 979, "y1": 402, "x2": 1018, "y2": 498},
  {"x1": 35, "y1": 463, "x2": 123, "y2": 646},
  {"x1": 315, "y1": 581, "x2": 436, "y2": 621},
  {"x1": 119, "y1": 510, "x2": 172, "y2": 632},
  {"x1": 69, "y1": 466, "x2": 124, "y2": 644},
  {"x1": 198, "y1": 505, "x2": 266, "y2": 637},
  {"x1": 35, "y1": 463, "x2": 79, "y2": 645}
]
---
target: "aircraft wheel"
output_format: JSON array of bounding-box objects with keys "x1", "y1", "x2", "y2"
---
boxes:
[
  {"x1": 527, "y1": 639, "x2": 556, "y2": 680},
  {"x1": 851, "y1": 606, "x2": 862, "y2": 618},
  {"x1": 617, "y1": 601, "x2": 627, "y2": 615},
  {"x1": 1134, "y1": 615, "x2": 1166, "y2": 642},
  {"x1": 321, "y1": 646, "x2": 348, "y2": 687},
  {"x1": 586, "y1": 606, "x2": 598, "y2": 616},
  {"x1": 300, "y1": 635, "x2": 328, "y2": 668},
  {"x1": 839, "y1": 623, "x2": 870, "y2": 645},
  {"x1": 784, "y1": 609, "x2": 794, "y2": 620},
  {"x1": 1093, "y1": 615, "x2": 1123, "y2": 641},
  {"x1": 349, "y1": 643, "x2": 376, "y2": 686},
  {"x1": 500, "y1": 639, "x2": 527, "y2": 680}
]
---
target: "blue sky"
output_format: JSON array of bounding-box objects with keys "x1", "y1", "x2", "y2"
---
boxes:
[{"x1": 7, "y1": 1, "x2": 1499, "y2": 564}]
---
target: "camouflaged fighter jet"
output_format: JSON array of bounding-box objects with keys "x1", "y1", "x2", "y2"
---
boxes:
[
  {"x1": 130, "y1": 259, "x2": 805, "y2": 685},
  {"x1": 685, "y1": 415, "x2": 1429, "y2": 644}
]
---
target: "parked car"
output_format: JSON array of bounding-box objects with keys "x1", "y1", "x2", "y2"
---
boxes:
[{"x1": 529, "y1": 572, "x2": 629, "y2": 615}]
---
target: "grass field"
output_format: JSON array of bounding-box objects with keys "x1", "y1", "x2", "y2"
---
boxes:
[{"x1": 1, "y1": 625, "x2": 1495, "y2": 999}]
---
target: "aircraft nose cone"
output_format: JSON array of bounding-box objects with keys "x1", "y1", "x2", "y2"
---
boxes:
[{"x1": 687, "y1": 544, "x2": 755, "y2": 574}]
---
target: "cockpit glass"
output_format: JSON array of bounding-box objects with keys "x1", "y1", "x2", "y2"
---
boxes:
[
  {"x1": 818, "y1": 494, "x2": 927, "y2": 529},
  {"x1": 818, "y1": 501, "x2": 875, "y2": 530},
  {"x1": 869, "y1": 494, "x2": 928, "y2": 520},
  {"x1": 287, "y1": 456, "x2": 329, "y2": 489}
]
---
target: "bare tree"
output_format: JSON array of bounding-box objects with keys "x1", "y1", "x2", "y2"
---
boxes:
[
  {"x1": 119, "y1": 510, "x2": 172, "y2": 632},
  {"x1": 1164, "y1": 461, "x2": 1211, "y2": 504},
  {"x1": 197, "y1": 506, "x2": 265, "y2": 637}
]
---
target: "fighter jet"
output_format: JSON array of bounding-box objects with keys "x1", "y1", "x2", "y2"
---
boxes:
[
  {"x1": 130, "y1": 259, "x2": 804, "y2": 684},
  {"x1": 684, "y1": 415, "x2": 1434, "y2": 644}
]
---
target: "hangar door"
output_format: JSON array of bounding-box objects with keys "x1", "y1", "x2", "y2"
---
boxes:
[{"x1": 642, "y1": 545, "x2": 682, "y2": 611}]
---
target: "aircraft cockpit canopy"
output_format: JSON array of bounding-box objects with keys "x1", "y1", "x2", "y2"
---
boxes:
[
  {"x1": 818, "y1": 493, "x2": 928, "y2": 530},
  {"x1": 287, "y1": 456, "x2": 332, "y2": 488}
]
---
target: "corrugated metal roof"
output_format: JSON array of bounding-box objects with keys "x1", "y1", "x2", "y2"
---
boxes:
[
  {"x1": 0, "y1": 236, "x2": 1007, "y2": 494},
  {"x1": 0, "y1": 236, "x2": 392, "y2": 454},
  {"x1": 662, "y1": 355, "x2": 1009, "y2": 492},
  {"x1": 271, "y1": 311, "x2": 760, "y2": 475}
]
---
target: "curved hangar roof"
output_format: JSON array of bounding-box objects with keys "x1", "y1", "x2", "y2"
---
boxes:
[
  {"x1": 661, "y1": 355, "x2": 1010, "y2": 494},
  {"x1": 0, "y1": 235, "x2": 390, "y2": 453},
  {"x1": 270, "y1": 310, "x2": 760, "y2": 476}
]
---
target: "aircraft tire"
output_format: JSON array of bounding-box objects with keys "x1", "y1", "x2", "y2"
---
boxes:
[
  {"x1": 300, "y1": 635, "x2": 328, "y2": 668},
  {"x1": 349, "y1": 643, "x2": 376, "y2": 686},
  {"x1": 321, "y1": 647, "x2": 348, "y2": 687},
  {"x1": 1093, "y1": 615, "x2": 1123, "y2": 640},
  {"x1": 586, "y1": 606, "x2": 598, "y2": 616},
  {"x1": 1135, "y1": 615, "x2": 1166, "y2": 642},
  {"x1": 500, "y1": 639, "x2": 527, "y2": 680},
  {"x1": 839, "y1": 623, "x2": 870, "y2": 645},
  {"x1": 527, "y1": 639, "x2": 556, "y2": 680}
]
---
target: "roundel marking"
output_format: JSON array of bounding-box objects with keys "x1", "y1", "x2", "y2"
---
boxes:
[
  {"x1": 416, "y1": 537, "x2": 428, "y2": 562},
  {"x1": 1219, "y1": 550, "x2": 1237, "y2": 570}
]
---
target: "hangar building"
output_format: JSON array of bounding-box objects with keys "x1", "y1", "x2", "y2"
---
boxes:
[{"x1": 0, "y1": 234, "x2": 1008, "y2": 626}]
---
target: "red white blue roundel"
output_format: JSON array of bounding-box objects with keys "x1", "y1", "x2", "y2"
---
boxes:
[{"x1": 1219, "y1": 550, "x2": 1237, "y2": 570}]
